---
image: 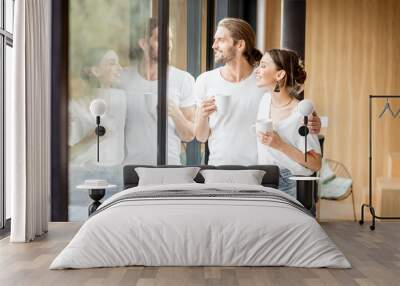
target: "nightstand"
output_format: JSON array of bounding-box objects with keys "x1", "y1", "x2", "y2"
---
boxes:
[
  {"x1": 289, "y1": 176, "x2": 320, "y2": 216},
  {"x1": 77, "y1": 180, "x2": 117, "y2": 216}
]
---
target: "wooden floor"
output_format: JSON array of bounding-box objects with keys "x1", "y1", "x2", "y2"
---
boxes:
[{"x1": 0, "y1": 222, "x2": 399, "y2": 286}]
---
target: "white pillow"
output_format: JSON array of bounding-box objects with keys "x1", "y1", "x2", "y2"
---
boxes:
[
  {"x1": 200, "y1": 169, "x2": 266, "y2": 185},
  {"x1": 135, "y1": 167, "x2": 201, "y2": 186}
]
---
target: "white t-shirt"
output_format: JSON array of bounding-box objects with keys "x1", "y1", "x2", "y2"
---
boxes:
[
  {"x1": 120, "y1": 65, "x2": 195, "y2": 165},
  {"x1": 257, "y1": 93, "x2": 321, "y2": 176},
  {"x1": 69, "y1": 88, "x2": 127, "y2": 166},
  {"x1": 194, "y1": 67, "x2": 265, "y2": 165}
]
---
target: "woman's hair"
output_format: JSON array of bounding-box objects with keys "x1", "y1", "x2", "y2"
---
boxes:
[
  {"x1": 130, "y1": 17, "x2": 158, "y2": 60},
  {"x1": 217, "y1": 18, "x2": 262, "y2": 66},
  {"x1": 268, "y1": 48, "x2": 307, "y2": 97},
  {"x1": 80, "y1": 47, "x2": 110, "y2": 88}
]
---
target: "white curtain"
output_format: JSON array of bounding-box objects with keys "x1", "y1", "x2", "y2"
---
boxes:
[{"x1": 10, "y1": 0, "x2": 51, "y2": 242}]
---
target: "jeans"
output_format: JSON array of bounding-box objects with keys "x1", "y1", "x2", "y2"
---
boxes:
[{"x1": 279, "y1": 168, "x2": 296, "y2": 198}]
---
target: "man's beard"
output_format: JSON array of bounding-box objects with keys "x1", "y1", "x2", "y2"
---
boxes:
[
  {"x1": 214, "y1": 47, "x2": 236, "y2": 64},
  {"x1": 147, "y1": 46, "x2": 172, "y2": 63},
  {"x1": 149, "y1": 47, "x2": 158, "y2": 62}
]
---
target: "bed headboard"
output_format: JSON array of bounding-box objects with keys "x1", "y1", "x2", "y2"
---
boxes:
[{"x1": 123, "y1": 165, "x2": 280, "y2": 189}]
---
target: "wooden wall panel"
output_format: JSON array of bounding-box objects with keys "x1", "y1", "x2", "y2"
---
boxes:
[
  {"x1": 264, "y1": 0, "x2": 282, "y2": 50},
  {"x1": 305, "y1": 0, "x2": 400, "y2": 219},
  {"x1": 170, "y1": 0, "x2": 188, "y2": 70},
  {"x1": 150, "y1": 0, "x2": 188, "y2": 70}
]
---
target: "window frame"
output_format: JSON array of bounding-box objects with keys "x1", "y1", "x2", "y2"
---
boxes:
[
  {"x1": 51, "y1": 0, "x2": 69, "y2": 221},
  {"x1": 0, "y1": 0, "x2": 14, "y2": 234}
]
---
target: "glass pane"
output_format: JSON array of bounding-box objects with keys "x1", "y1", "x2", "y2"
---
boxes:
[
  {"x1": 0, "y1": 0, "x2": 2, "y2": 29},
  {"x1": 5, "y1": 0, "x2": 14, "y2": 33},
  {"x1": 5, "y1": 44, "x2": 13, "y2": 219},
  {"x1": 168, "y1": 0, "x2": 204, "y2": 165},
  {"x1": 68, "y1": 0, "x2": 156, "y2": 221}
]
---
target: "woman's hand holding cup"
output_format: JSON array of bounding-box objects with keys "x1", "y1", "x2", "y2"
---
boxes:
[
  {"x1": 258, "y1": 131, "x2": 285, "y2": 150},
  {"x1": 251, "y1": 119, "x2": 284, "y2": 150},
  {"x1": 251, "y1": 119, "x2": 273, "y2": 135}
]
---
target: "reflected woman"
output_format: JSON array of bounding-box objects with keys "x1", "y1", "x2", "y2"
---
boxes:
[
  {"x1": 254, "y1": 49, "x2": 322, "y2": 197},
  {"x1": 69, "y1": 48, "x2": 126, "y2": 166}
]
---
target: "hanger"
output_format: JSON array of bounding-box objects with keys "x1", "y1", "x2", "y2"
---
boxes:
[
  {"x1": 378, "y1": 98, "x2": 396, "y2": 118},
  {"x1": 394, "y1": 106, "x2": 400, "y2": 118}
]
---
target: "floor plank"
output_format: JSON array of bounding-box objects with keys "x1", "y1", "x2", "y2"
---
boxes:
[{"x1": 0, "y1": 222, "x2": 399, "y2": 286}]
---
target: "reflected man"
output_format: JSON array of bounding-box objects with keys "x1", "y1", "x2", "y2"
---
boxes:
[{"x1": 120, "y1": 18, "x2": 196, "y2": 165}]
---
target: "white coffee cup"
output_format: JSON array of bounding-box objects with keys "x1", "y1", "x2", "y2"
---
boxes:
[
  {"x1": 250, "y1": 119, "x2": 274, "y2": 134},
  {"x1": 214, "y1": 94, "x2": 230, "y2": 115}
]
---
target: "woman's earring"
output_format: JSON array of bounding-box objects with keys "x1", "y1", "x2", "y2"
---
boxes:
[{"x1": 274, "y1": 81, "x2": 280, "y2": 92}]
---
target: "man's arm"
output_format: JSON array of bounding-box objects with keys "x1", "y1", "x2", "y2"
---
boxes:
[{"x1": 194, "y1": 97, "x2": 216, "y2": 142}]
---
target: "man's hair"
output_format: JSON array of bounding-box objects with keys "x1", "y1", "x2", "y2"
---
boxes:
[
  {"x1": 217, "y1": 18, "x2": 262, "y2": 66},
  {"x1": 130, "y1": 17, "x2": 158, "y2": 60}
]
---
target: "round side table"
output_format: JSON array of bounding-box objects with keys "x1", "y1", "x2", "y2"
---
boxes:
[{"x1": 77, "y1": 183, "x2": 116, "y2": 216}]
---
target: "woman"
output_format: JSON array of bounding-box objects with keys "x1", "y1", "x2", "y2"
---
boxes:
[
  {"x1": 69, "y1": 48, "x2": 126, "y2": 166},
  {"x1": 254, "y1": 49, "x2": 322, "y2": 197}
]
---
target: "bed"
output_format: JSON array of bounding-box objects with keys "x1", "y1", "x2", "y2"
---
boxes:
[{"x1": 50, "y1": 165, "x2": 350, "y2": 269}]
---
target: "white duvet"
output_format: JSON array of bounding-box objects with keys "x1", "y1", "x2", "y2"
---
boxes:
[{"x1": 50, "y1": 183, "x2": 351, "y2": 269}]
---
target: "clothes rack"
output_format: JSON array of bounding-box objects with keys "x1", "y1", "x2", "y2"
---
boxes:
[{"x1": 360, "y1": 95, "x2": 400, "y2": 230}]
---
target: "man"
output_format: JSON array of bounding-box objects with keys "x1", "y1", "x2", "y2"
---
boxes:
[
  {"x1": 194, "y1": 18, "x2": 321, "y2": 165},
  {"x1": 120, "y1": 18, "x2": 196, "y2": 165}
]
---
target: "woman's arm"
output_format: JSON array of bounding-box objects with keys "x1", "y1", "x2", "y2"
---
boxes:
[
  {"x1": 279, "y1": 143, "x2": 321, "y2": 172},
  {"x1": 259, "y1": 131, "x2": 322, "y2": 172}
]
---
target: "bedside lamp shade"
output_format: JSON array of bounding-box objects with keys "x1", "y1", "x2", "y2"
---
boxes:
[
  {"x1": 298, "y1": 99, "x2": 314, "y2": 117},
  {"x1": 90, "y1": 99, "x2": 107, "y2": 117}
]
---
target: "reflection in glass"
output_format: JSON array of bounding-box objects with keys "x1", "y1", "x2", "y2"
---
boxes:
[
  {"x1": 68, "y1": 0, "x2": 205, "y2": 221},
  {"x1": 69, "y1": 48, "x2": 125, "y2": 166},
  {"x1": 121, "y1": 17, "x2": 196, "y2": 166},
  {"x1": 68, "y1": 0, "x2": 152, "y2": 221},
  {"x1": 5, "y1": 0, "x2": 15, "y2": 33}
]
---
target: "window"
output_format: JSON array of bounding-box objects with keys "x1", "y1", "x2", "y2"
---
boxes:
[
  {"x1": 66, "y1": 0, "x2": 207, "y2": 221},
  {"x1": 1, "y1": 0, "x2": 14, "y2": 231},
  {"x1": 54, "y1": 0, "x2": 259, "y2": 221}
]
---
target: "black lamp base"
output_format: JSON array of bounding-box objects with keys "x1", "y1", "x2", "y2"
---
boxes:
[
  {"x1": 88, "y1": 189, "x2": 105, "y2": 216},
  {"x1": 95, "y1": 126, "x2": 106, "y2": 136},
  {"x1": 296, "y1": 180, "x2": 314, "y2": 210},
  {"x1": 294, "y1": 179, "x2": 317, "y2": 217}
]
